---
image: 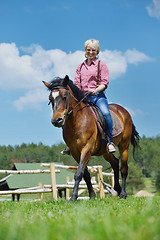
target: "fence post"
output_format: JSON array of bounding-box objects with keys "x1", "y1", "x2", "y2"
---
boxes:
[
  {"x1": 50, "y1": 163, "x2": 57, "y2": 200},
  {"x1": 66, "y1": 176, "x2": 70, "y2": 199},
  {"x1": 97, "y1": 166, "x2": 105, "y2": 199},
  {"x1": 111, "y1": 169, "x2": 114, "y2": 188},
  {"x1": 38, "y1": 182, "x2": 43, "y2": 199}
]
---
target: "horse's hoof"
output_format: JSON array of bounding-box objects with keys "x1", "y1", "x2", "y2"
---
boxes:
[
  {"x1": 89, "y1": 192, "x2": 96, "y2": 200},
  {"x1": 69, "y1": 198, "x2": 76, "y2": 203},
  {"x1": 114, "y1": 186, "x2": 121, "y2": 196},
  {"x1": 69, "y1": 194, "x2": 78, "y2": 202},
  {"x1": 119, "y1": 191, "x2": 127, "y2": 199}
]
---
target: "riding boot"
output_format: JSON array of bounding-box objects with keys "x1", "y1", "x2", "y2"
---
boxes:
[{"x1": 61, "y1": 146, "x2": 70, "y2": 155}]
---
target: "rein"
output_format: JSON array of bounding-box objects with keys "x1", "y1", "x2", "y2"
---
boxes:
[{"x1": 67, "y1": 91, "x2": 90, "y2": 116}]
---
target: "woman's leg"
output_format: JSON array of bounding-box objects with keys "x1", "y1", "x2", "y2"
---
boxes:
[
  {"x1": 95, "y1": 97, "x2": 113, "y2": 142},
  {"x1": 89, "y1": 94, "x2": 116, "y2": 153},
  {"x1": 89, "y1": 95, "x2": 113, "y2": 142}
]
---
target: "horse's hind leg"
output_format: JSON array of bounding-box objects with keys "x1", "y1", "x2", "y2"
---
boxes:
[
  {"x1": 103, "y1": 154, "x2": 121, "y2": 196},
  {"x1": 83, "y1": 168, "x2": 96, "y2": 199},
  {"x1": 119, "y1": 149, "x2": 129, "y2": 199}
]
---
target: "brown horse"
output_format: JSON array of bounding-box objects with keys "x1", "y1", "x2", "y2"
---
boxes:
[{"x1": 43, "y1": 75, "x2": 139, "y2": 201}]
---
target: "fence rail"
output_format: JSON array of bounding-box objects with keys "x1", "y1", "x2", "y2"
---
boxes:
[
  {"x1": 0, "y1": 163, "x2": 116, "y2": 200},
  {"x1": 0, "y1": 169, "x2": 60, "y2": 174}
]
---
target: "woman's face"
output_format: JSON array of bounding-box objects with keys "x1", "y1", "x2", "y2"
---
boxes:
[{"x1": 85, "y1": 46, "x2": 97, "y2": 62}]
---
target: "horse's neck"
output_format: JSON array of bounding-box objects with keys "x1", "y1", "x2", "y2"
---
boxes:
[
  {"x1": 69, "y1": 88, "x2": 84, "y2": 110},
  {"x1": 66, "y1": 90, "x2": 85, "y2": 122},
  {"x1": 70, "y1": 99, "x2": 85, "y2": 118},
  {"x1": 64, "y1": 100, "x2": 86, "y2": 144}
]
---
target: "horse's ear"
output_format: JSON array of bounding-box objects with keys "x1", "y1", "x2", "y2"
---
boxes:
[
  {"x1": 42, "y1": 81, "x2": 51, "y2": 89},
  {"x1": 63, "y1": 75, "x2": 69, "y2": 86}
]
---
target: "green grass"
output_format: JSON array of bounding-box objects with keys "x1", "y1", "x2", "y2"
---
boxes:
[{"x1": 0, "y1": 197, "x2": 159, "y2": 240}]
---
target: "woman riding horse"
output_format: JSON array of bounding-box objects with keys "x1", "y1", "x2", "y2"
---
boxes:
[{"x1": 62, "y1": 39, "x2": 116, "y2": 154}]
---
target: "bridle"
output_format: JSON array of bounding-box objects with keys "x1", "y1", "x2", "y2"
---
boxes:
[{"x1": 48, "y1": 84, "x2": 90, "y2": 118}]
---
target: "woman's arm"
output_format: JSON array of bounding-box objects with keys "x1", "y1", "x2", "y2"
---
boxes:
[{"x1": 89, "y1": 84, "x2": 106, "y2": 95}]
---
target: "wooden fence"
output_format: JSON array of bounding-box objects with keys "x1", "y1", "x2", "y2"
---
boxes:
[{"x1": 0, "y1": 163, "x2": 116, "y2": 200}]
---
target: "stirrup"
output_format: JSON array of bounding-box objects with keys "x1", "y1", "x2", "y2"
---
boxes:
[
  {"x1": 107, "y1": 142, "x2": 117, "y2": 153},
  {"x1": 60, "y1": 147, "x2": 70, "y2": 155}
]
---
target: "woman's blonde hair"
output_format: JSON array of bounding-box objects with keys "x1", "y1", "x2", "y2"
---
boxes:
[{"x1": 84, "y1": 39, "x2": 100, "y2": 54}]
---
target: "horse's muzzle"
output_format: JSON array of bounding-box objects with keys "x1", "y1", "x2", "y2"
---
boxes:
[{"x1": 51, "y1": 117, "x2": 65, "y2": 127}]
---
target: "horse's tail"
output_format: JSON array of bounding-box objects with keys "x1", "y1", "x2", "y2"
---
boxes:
[{"x1": 131, "y1": 123, "x2": 140, "y2": 160}]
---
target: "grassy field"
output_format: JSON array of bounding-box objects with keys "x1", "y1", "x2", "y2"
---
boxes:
[{"x1": 0, "y1": 196, "x2": 159, "y2": 240}]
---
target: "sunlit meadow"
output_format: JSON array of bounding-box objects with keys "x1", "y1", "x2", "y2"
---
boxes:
[{"x1": 0, "y1": 196, "x2": 159, "y2": 240}]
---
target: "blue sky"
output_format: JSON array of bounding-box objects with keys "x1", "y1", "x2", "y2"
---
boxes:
[{"x1": 0, "y1": 0, "x2": 160, "y2": 146}]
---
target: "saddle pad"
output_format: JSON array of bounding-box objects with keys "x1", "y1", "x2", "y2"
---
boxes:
[
  {"x1": 88, "y1": 104, "x2": 123, "y2": 138},
  {"x1": 110, "y1": 110, "x2": 123, "y2": 137}
]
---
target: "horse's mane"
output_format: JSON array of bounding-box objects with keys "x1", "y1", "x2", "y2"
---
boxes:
[{"x1": 49, "y1": 77, "x2": 89, "y2": 103}]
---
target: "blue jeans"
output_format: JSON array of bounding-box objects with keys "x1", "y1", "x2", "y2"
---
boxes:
[{"x1": 88, "y1": 92, "x2": 113, "y2": 143}]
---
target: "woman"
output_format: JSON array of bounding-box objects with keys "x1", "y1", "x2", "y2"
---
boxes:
[{"x1": 62, "y1": 39, "x2": 116, "y2": 154}]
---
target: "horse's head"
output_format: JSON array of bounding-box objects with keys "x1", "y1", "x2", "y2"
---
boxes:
[{"x1": 43, "y1": 75, "x2": 70, "y2": 127}]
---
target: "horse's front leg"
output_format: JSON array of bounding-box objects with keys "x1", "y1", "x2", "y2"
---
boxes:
[
  {"x1": 70, "y1": 162, "x2": 85, "y2": 202},
  {"x1": 70, "y1": 149, "x2": 91, "y2": 202}
]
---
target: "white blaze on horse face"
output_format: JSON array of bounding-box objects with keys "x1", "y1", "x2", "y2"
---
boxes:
[{"x1": 52, "y1": 91, "x2": 59, "y2": 100}]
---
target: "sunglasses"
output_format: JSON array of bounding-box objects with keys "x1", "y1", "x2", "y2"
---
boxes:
[{"x1": 86, "y1": 49, "x2": 97, "y2": 53}]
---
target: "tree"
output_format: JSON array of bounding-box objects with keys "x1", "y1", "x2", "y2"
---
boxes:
[
  {"x1": 127, "y1": 161, "x2": 145, "y2": 195},
  {"x1": 155, "y1": 170, "x2": 160, "y2": 192}
]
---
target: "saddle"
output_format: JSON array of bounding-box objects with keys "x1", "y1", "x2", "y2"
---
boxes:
[{"x1": 88, "y1": 102, "x2": 123, "y2": 138}]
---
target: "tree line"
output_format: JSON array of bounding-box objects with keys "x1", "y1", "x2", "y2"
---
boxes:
[{"x1": 0, "y1": 136, "x2": 159, "y2": 194}]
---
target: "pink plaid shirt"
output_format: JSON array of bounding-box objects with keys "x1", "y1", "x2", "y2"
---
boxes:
[{"x1": 74, "y1": 59, "x2": 109, "y2": 92}]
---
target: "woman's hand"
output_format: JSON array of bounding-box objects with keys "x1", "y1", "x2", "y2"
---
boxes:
[
  {"x1": 89, "y1": 84, "x2": 106, "y2": 95},
  {"x1": 89, "y1": 89, "x2": 97, "y2": 95}
]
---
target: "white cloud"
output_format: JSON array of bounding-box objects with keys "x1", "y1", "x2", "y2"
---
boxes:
[
  {"x1": 47, "y1": 49, "x2": 84, "y2": 79},
  {"x1": 124, "y1": 49, "x2": 154, "y2": 64},
  {"x1": 0, "y1": 43, "x2": 45, "y2": 90},
  {"x1": 100, "y1": 50, "x2": 127, "y2": 79},
  {"x1": 13, "y1": 88, "x2": 48, "y2": 111},
  {"x1": 0, "y1": 42, "x2": 153, "y2": 111},
  {"x1": 125, "y1": 107, "x2": 148, "y2": 117},
  {"x1": 146, "y1": 0, "x2": 160, "y2": 19}
]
